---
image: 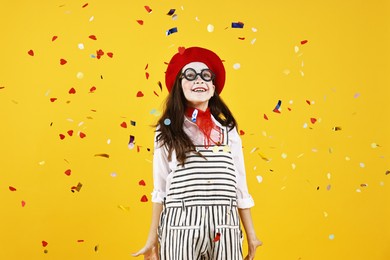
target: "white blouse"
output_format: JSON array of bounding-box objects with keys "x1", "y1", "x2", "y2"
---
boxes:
[{"x1": 151, "y1": 116, "x2": 255, "y2": 209}]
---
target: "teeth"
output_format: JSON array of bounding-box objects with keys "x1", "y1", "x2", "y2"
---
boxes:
[{"x1": 193, "y1": 88, "x2": 206, "y2": 92}]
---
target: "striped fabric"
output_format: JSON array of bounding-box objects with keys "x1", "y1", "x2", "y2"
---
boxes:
[{"x1": 158, "y1": 128, "x2": 243, "y2": 259}]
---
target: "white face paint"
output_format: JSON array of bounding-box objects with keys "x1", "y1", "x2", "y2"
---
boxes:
[{"x1": 181, "y1": 62, "x2": 215, "y2": 111}]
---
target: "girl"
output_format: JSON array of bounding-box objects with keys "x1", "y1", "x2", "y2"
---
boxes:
[{"x1": 133, "y1": 47, "x2": 261, "y2": 260}]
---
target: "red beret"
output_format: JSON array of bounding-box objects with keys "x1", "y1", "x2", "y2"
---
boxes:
[{"x1": 165, "y1": 47, "x2": 226, "y2": 94}]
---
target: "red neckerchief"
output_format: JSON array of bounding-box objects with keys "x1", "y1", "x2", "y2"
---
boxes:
[{"x1": 185, "y1": 107, "x2": 217, "y2": 147}]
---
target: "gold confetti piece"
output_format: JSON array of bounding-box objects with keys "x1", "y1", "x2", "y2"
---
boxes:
[
  {"x1": 371, "y1": 143, "x2": 380, "y2": 148},
  {"x1": 118, "y1": 205, "x2": 130, "y2": 211},
  {"x1": 386, "y1": 170, "x2": 390, "y2": 175},
  {"x1": 360, "y1": 184, "x2": 368, "y2": 187},
  {"x1": 250, "y1": 147, "x2": 258, "y2": 153},
  {"x1": 94, "y1": 245, "x2": 99, "y2": 252},
  {"x1": 94, "y1": 153, "x2": 110, "y2": 158},
  {"x1": 258, "y1": 153, "x2": 270, "y2": 162},
  {"x1": 332, "y1": 126, "x2": 342, "y2": 131}
]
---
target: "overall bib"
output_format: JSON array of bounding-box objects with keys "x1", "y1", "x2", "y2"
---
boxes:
[{"x1": 158, "y1": 129, "x2": 243, "y2": 260}]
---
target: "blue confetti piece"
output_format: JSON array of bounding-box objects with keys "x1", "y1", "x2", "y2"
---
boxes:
[
  {"x1": 167, "y1": 9, "x2": 175, "y2": 16},
  {"x1": 232, "y1": 22, "x2": 244, "y2": 28},
  {"x1": 90, "y1": 54, "x2": 96, "y2": 58},
  {"x1": 191, "y1": 109, "x2": 198, "y2": 123},
  {"x1": 273, "y1": 100, "x2": 282, "y2": 112},
  {"x1": 164, "y1": 118, "x2": 171, "y2": 125},
  {"x1": 166, "y1": 27, "x2": 178, "y2": 36}
]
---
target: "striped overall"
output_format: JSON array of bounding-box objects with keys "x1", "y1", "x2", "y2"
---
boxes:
[{"x1": 158, "y1": 129, "x2": 243, "y2": 260}]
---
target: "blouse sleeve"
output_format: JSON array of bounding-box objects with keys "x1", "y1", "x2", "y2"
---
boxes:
[
  {"x1": 151, "y1": 130, "x2": 170, "y2": 204},
  {"x1": 229, "y1": 127, "x2": 255, "y2": 209}
]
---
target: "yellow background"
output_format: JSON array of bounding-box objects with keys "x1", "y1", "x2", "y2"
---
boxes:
[{"x1": 1, "y1": 0, "x2": 389, "y2": 259}]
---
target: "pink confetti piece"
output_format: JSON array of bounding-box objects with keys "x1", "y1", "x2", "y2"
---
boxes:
[
  {"x1": 89, "y1": 35, "x2": 97, "y2": 40},
  {"x1": 52, "y1": 36, "x2": 58, "y2": 41},
  {"x1": 68, "y1": 87, "x2": 76, "y2": 94},
  {"x1": 28, "y1": 50, "x2": 34, "y2": 56},
  {"x1": 21, "y1": 200, "x2": 26, "y2": 207},
  {"x1": 9, "y1": 186, "x2": 17, "y2": 191},
  {"x1": 136, "y1": 20, "x2": 144, "y2": 25},
  {"x1": 139, "y1": 180, "x2": 146, "y2": 186},
  {"x1": 136, "y1": 91, "x2": 144, "y2": 97},
  {"x1": 60, "y1": 58, "x2": 67, "y2": 65}
]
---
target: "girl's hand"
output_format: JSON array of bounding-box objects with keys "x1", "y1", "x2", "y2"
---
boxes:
[
  {"x1": 244, "y1": 237, "x2": 262, "y2": 260},
  {"x1": 132, "y1": 242, "x2": 159, "y2": 260}
]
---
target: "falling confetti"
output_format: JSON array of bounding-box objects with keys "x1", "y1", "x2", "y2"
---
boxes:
[
  {"x1": 232, "y1": 22, "x2": 244, "y2": 28},
  {"x1": 120, "y1": 122, "x2": 127, "y2": 128},
  {"x1": 213, "y1": 233, "x2": 221, "y2": 242},
  {"x1": 52, "y1": 36, "x2": 58, "y2": 41},
  {"x1": 42, "y1": 241, "x2": 48, "y2": 247},
  {"x1": 21, "y1": 201, "x2": 26, "y2": 207},
  {"x1": 301, "y1": 40, "x2": 308, "y2": 45},
  {"x1": 89, "y1": 35, "x2": 97, "y2": 40},
  {"x1": 144, "y1": 5, "x2": 152, "y2": 13},
  {"x1": 273, "y1": 100, "x2": 282, "y2": 113},
  {"x1": 166, "y1": 27, "x2": 178, "y2": 36},
  {"x1": 136, "y1": 20, "x2": 144, "y2": 25},
  {"x1": 64, "y1": 169, "x2": 71, "y2": 176},
  {"x1": 128, "y1": 135, "x2": 135, "y2": 149},
  {"x1": 233, "y1": 63, "x2": 240, "y2": 70},
  {"x1": 332, "y1": 126, "x2": 342, "y2": 131},
  {"x1": 28, "y1": 50, "x2": 34, "y2": 56},
  {"x1": 329, "y1": 234, "x2": 335, "y2": 240},
  {"x1": 60, "y1": 59, "x2": 67, "y2": 65},
  {"x1": 136, "y1": 91, "x2": 144, "y2": 97},
  {"x1": 167, "y1": 9, "x2": 175, "y2": 16},
  {"x1": 9, "y1": 186, "x2": 17, "y2": 191},
  {"x1": 94, "y1": 153, "x2": 110, "y2": 158},
  {"x1": 310, "y1": 118, "x2": 317, "y2": 124},
  {"x1": 71, "y1": 182, "x2": 83, "y2": 192},
  {"x1": 140, "y1": 195, "x2": 148, "y2": 202},
  {"x1": 139, "y1": 180, "x2": 146, "y2": 186},
  {"x1": 256, "y1": 176, "x2": 263, "y2": 183},
  {"x1": 207, "y1": 24, "x2": 214, "y2": 32},
  {"x1": 164, "y1": 118, "x2": 171, "y2": 125}
]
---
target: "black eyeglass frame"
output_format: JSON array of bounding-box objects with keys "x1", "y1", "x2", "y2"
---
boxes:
[{"x1": 180, "y1": 68, "x2": 215, "y2": 82}]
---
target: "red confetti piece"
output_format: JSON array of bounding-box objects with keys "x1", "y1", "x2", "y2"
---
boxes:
[
  {"x1": 67, "y1": 130, "x2": 73, "y2": 136},
  {"x1": 144, "y1": 6, "x2": 152, "y2": 13},
  {"x1": 59, "y1": 134, "x2": 66, "y2": 140},
  {"x1": 153, "y1": 91, "x2": 159, "y2": 97},
  {"x1": 82, "y1": 3, "x2": 88, "y2": 8},
  {"x1": 9, "y1": 186, "x2": 17, "y2": 191},
  {"x1": 69, "y1": 87, "x2": 76, "y2": 94},
  {"x1": 136, "y1": 91, "x2": 144, "y2": 97},
  {"x1": 144, "y1": 64, "x2": 149, "y2": 70},
  {"x1": 273, "y1": 109, "x2": 281, "y2": 113},
  {"x1": 264, "y1": 114, "x2": 269, "y2": 120},
  {"x1": 89, "y1": 35, "x2": 97, "y2": 40},
  {"x1": 178, "y1": 46, "x2": 186, "y2": 55},
  {"x1": 97, "y1": 49, "x2": 104, "y2": 56},
  {"x1": 120, "y1": 122, "x2": 127, "y2": 128},
  {"x1": 140, "y1": 195, "x2": 148, "y2": 202},
  {"x1": 145, "y1": 72, "x2": 149, "y2": 79},
  {"x1": 42, "y1": 241, "x2": 48, "y2": 247},
  {"x1": 77, "y1": 240, "x2": 85, "y2": 242},
  {"x1": 238, "y1": 37, "x2": 245, "y2": 40},
  {"x1": 50, "y1": 98, "x2": 57, "y2": 102},
  {"x1": 137, "y1": 145, "x2": 141, "y2": 152},
  {"x1": 89, "y1": 86, "x2": 96, "y2": 93},
  {"x1": 52, "y1": 36, "x2": 58, "y2": 41},
  {"x1": 239, "y1": 130, "x2": 245, "y2": 135},
  {"x1": 60, "y1": 58, "x2": 67, "y2": 65},
  {"x1": 79, "y1": 132, "x2": 86, "y2": 138},
  {"x1": 288, "y1": 107, "x2": 292, "y2": 111},
  {"x1": 301, "y1": 40, "x2": 308, "y2": 45},
  {"x1": 139, "y1": 180, "x2": 146, "y2": 186},
  {"x1": 107, "y1": 52, "x2": 113, "y2": 58},
  {"x1": 310, "y1": 118, "x2": 317, "y2": 124},
  {"x1": 136, "y1": 20, "x2": 144, "y2": 25},
  {"x1": 65, "y1": 169, "x2": 72, "y2": 176},
  {"x1": 21, "y1": 200, "x2": 26, "y2": 207},
  {"x1": 28, "y1": 50, "x2": 34, "y2": 56},
  {"x1": 306, "y1": 100, "x2": 311, "y2": 105},
  {"x1": 213, "y1": 233, "x2": 221, "y2": 242}
]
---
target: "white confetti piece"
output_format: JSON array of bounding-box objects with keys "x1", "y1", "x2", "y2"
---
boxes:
[
  {"x1": 291, "y1": 163, "x2": 296, "y2": 170},
  {"x1": 345, "y1": 156, "x2": 351, "y2": 161},
  {"x1": 128, "y1": 143, "x2": 135, "y2": 150},
  {"x1": 250, "y1": 38, "x2": 256, "y2": 45},
  {"x1": 283, "y1": 69, "x2": 290, "y2": 75},
  {"x1": 329, "y1": 234, "x2": 335, "y2": 240},
  {"x1": 359, "y1": 162, "x2": 365, "y2": 168},
  {"x1": 294, "y1": 46, "x2": 299, "y2": 53},
  {"x1": 207, "y1": 24, "x2": 214, "y2": 32},
  {"x1": 256, "y1": 175, "x2": 263, "y2": 183},
  {"x1": 110, "y1": 172, "x2": 117, "y2": 177},
  {"x1": 303, "y1": 123, "x2": 308, "y2": 129},
  {"x1": 300, "y1": 70, "x2": 305, "y2": 77},
  {"x1": 78, "y1": 43, "x2": 85, "y2": 50},
  {"x1": 297, "y1": 153, "x2": 304, "y2": 158},
  {"x1": 251, "y1": 27, "x2": 258, "y2": 32},
  {"x1": 195, "y1": 16, "x2": 200, "y2": 22},
  {"x1": 323, "y1": 211, "x2": 328, "y2": 218},
  {"x1": 281, "y1": 153, "x2": 287, "y2": 159},
  {"x1": 371, "y1": 143, "x2": 379, "y2": 148},
  {"x1": 233, "y1": 63, "x2": 241, "y2": 70},
  {"x1": 107, "y1": 139, "x2": 111, "y2": 144},
  {"x1": 76, "y1": 72, "x2": 84, "y2": 79},
  {"x1": 312, "y1": 148, "x2": 318, "y2": 153},
  {"x1": 327, "y1": 172, "x2": 331, "y2": 179},
  {"x1": 356, "y1": 188, "x2": 361, "y2": 193},
  {"x1": 253, "y1": 166, "x2": 257, "y2": 171},
  {"x1": 289, "y1": 100, "x2": 293, "y2": 104},
  {"x1": 301, "y1": 61, "x2": 304, "y2": 67},
  {"x1": 38, "y1": 161, "x2": 45, "y2": 166},
  {"x1": 250, "y1": 147, "x2": 258, "y2": 153}
]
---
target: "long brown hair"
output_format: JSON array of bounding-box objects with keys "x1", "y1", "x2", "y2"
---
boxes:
[{"x1": 155, "y1": 73, "x2": 237, "y2": 165}]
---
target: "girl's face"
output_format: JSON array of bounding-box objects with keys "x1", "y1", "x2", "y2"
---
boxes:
[{"x1": 181, "y1": 62, "x2": 215, "y2": 111}]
